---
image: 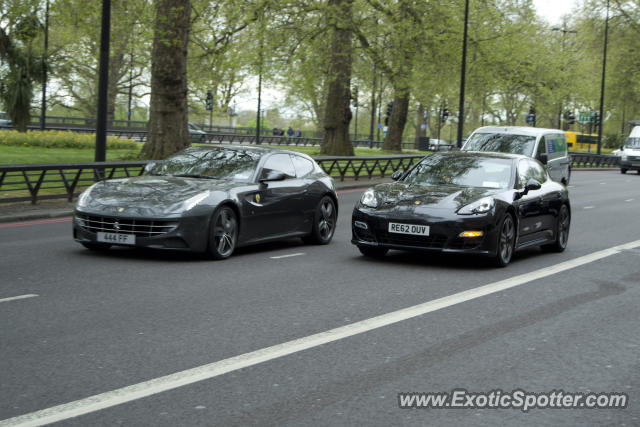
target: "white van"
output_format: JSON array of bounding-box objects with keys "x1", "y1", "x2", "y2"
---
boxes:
[
  {"x1": 620, "y1": 126, "x2": 640, "y2": 174},
  {"x1": 461, "y1": 126, "x2": 571, "y2": 184}
]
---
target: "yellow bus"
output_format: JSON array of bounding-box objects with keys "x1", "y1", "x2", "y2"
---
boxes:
[{"x1": 565, "y1": 131, "x2": 598, "y2": 152}]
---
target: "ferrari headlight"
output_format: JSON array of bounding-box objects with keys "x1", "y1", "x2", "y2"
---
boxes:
[
  {"x1": 458, "y1": 197, "x2": 495, "y2": 215},
  {"x1": 360, "y1": 188, "x2": 378, "y2": 208},
  {"x1": 182, "y1": 191, "x2": 210, "y2": 211},
  {"x1": 76, "y1": 186, "x2": 94, "y2": 208}
]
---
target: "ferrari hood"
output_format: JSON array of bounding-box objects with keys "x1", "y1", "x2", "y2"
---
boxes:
[
  {"x1": 371, "y1": 182, "x2": 500, "y2": 212},
  {"x1": 79, "y1": 175, "x2": 236, "y2": 215}
]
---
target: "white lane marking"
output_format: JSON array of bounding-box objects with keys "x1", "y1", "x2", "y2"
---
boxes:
[
  {"x1": 584, "y1": 206, "x2": 595, "y2": 209},
  {"x1": 625, "y1": 199, "x2": 634, "y2": 202},
  {"x1": 0, "y1": 294, "x2": 38, "y2": 304},
  {"x1": 3, "y1": 239, "x2": 640, "y2": 427},
  {"x1": 270, "y1": 253, "x2": 305, "y2": 259}
]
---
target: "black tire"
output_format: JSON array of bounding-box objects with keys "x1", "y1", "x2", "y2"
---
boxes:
[
  {"x1": 493, "y1": 213, "x2": 516, "y2": 267},
  {"x1": 621, "y1": 168, "x2": 627, "y2": 174},
  {"x1": 81, "y1": 242, "x2": 111, "y2": 251},
  {"x1": 302, "y1": 196, "x2": 336, "y2": 245},
  {"x1": 542, "y1": 204, "x2": 570, "y2": 253},
  {"x1": 358, "y1": 245, "x2": 388, "y2": 258},
  {"x1": 207, "y1": 206, "x2": 238, "y2": 260}
]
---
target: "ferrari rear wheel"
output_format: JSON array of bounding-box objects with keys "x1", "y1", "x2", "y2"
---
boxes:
[
  {"x1": 493, "y1": 213, "x2": 515, "y2": 267},
  {"x1": 358, "y1": 245, "x2": 388, "y2": 258},
  {"x1": 81, "y1": 242, "x2": 111, "y2": 251},
  {"x1": 207, "y1": 206, "x2": 238, "y2": 260},
  {"x1": 303, "y1": 196, "x2": 336, "y2": 245}
]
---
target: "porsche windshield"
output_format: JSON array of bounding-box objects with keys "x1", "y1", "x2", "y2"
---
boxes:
[
  {"x1": 464, "y1": 132, "x2": 536, "y2": 156},
  {"x1": 403, "y1": 155, "x2": 513, "y2": 189},
  {"x1": 148, "y1": 148, "x2": 261, "y2": 181}
]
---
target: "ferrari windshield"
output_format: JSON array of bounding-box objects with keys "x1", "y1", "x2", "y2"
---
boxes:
[
  {"x1": 148, "y1": 148, "x2": 261, "y2": 181},
  {"x1": 403, "y1": 154, "x2": 513, "y2": 189},
  {"x1": 464, "y1": 132, "x2": 536, "y2": 156}
]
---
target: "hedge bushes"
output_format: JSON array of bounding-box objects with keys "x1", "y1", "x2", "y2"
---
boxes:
[{"x1": 0, "y1": 129, "x2": 139, "y2": 150}]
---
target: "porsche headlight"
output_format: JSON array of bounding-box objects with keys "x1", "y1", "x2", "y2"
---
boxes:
[
  {"x1": 360, "y1": 188, "x2": 378, "y2": 208},
  {"x1": 458, "y1": 197, "x2": 495, "y2": 215}
]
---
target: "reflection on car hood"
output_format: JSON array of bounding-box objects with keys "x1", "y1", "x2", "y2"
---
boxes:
[
  {"x1": 81, "y1": 175, "x2": 236, "y2": 215},
  {"x1": 372, "y1": 182, "x2": 500, "y2": 212}
]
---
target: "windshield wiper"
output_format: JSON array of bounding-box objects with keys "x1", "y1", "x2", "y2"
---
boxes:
[{"x1": 169, "y1": 173, "x2": 219, "y2": 180}]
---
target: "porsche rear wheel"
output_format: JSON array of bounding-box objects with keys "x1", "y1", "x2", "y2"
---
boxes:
[
  {"x1": 207, "y1": 206, "x2": 238, "y2": 260},
  {"x1": 542, "y1": 204, "x2": 570, "y2": 253},
  {"x1": 493, "y1": 213, "x2": 515, "y2": 267}
]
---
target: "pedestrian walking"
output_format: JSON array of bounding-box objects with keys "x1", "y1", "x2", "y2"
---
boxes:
[{"x1": 287, "y1": 126, "x2": 294, "y2": 144}]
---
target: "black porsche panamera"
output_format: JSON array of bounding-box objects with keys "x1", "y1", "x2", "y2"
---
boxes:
[
  {"x1": 73, "y1": 146, "x2": 338, "y2": 259},
  {"x1": 351, "y1": 151, "x2": 571, "y2": 266}
]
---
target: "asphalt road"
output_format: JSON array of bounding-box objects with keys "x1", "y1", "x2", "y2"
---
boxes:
[{"x1": 1, "y1": 170, "x2": 639, "y2": 426}]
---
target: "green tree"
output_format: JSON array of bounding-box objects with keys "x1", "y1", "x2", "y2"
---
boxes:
[{"x1": 0, "y1": 0, "x2": 45, "y2": 132}]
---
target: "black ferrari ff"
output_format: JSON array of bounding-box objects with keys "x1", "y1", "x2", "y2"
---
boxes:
[
  {"x1": 73, "y1": 146, "x2": 338, "y2": 259},
  {"x1": 351, "y1": 151, "x2": 570, "y2": 266}
]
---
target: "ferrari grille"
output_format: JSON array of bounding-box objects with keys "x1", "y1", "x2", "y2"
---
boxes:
[{"x1": 75, "y1": 214, "x2": 178, "y2": 237}]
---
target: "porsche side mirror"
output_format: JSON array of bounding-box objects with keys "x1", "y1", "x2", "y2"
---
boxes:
[
  {"x1": 620, "y1": 145, "x2": 624, "y2": 151},
  {"x1": 537, "y1": 153, "x2": 548, "y2": 165},
  {"x1": 391, "y1": 171, "x2": 403, "y2": 181},
  {"x1": 259, "y1": 170, "x2": 287, "y2": 183},
  {"x1": 515, "y1": 178, "x2": 541, "y2": 200}
]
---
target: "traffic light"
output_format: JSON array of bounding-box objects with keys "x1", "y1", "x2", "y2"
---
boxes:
[
  {"x1": 593, "y1": 111, "x2": 600, "y2": 127},
  {"x1": 352, "y1": 86, "x2": 358, "y2": 108},
  {"x1": 384, "y1": 101, "x2": 393, "y2": 126},
  {"x1": 566, "y1": 110, "x2": 575, "y2": 125},
  {"x1": 526, "y1": 107, "x2": 536, "y2": 126},
  {"x1": 441, "y1": 108, "x2": 449, "y2": 123},
  {"x1": 205, "y1": 90, "x2": 213, "y2": 111}
]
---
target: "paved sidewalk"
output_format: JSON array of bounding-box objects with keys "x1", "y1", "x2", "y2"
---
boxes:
[{"x1": 0, "y1": 177, "x2": 390, "y2": 224}]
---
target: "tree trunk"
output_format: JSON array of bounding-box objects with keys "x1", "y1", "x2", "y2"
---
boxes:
[
  {"x1": 320, "y1": 0, "x2": 354, "y2": 156},
  {"x1": 414, "y1": 103, "x2": 426, "y2": 143},
  {"x1": 383, "y1": 90, "x2": 409, "y2": 151},
  {"x1": 141, "y1": 0, "x2": 191, "y2": 160}
]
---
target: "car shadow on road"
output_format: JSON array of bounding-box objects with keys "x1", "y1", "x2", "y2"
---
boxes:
[
  {"x1": 72, "y1": 238, "x2": 309, "y2": 263},
  {"x1": 349, "y1": 247, "x2": 544, "y2": 270}
]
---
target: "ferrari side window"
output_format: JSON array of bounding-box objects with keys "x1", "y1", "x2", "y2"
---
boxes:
[
  {"x1": 261, "y1": 154, "x2": 296, "y2": 179},
  {"x1": 291, "y1": 155, "x2": 314, "y2": 177}
]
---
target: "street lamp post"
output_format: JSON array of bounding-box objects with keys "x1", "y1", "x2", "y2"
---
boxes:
[
  {"x1": 597, "y1": 0, "x2": 610, "y2": 155},
  {"x1": 95, "y1": 0, "x2": 111, "y2": 166},
  {"x1": 40, "y1": 0, "x2": 49, "y2": 131},
  {"x1": 552, "y1": 27, "x2": 577, "y2": 130},
  {"x1": 456, "y1": 0, "x2": 469, "y2": 148}
]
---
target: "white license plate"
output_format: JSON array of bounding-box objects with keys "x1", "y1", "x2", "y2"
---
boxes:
[
  {"x1": 388, "y1": 222, "x2": 430, "y2": 236},
  {"x1": 97, "y1": 232, "x2": 136, "y2": 245}
]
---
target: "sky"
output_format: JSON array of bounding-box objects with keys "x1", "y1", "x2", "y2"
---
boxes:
[{"x1": 533, "y1": 0, "x2": 580, "y2": 25}]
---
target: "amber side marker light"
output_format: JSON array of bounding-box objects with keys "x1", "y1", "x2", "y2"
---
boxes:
[{"x1": 459, "y1": 231, "x2": 483, "y2": 238}]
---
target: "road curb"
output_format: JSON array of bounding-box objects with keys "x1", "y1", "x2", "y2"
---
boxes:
[{"x1": 0, "y1": 209, "x2": 74, "y2": 224}]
